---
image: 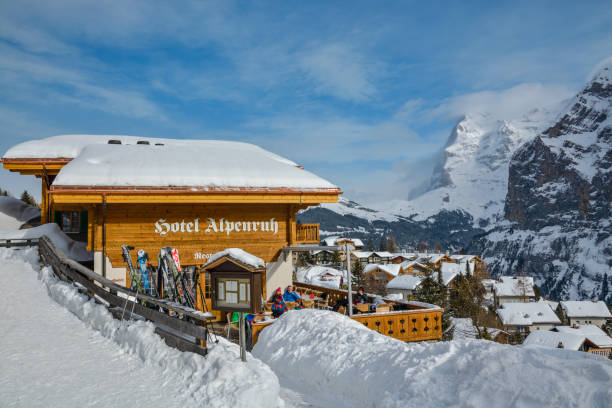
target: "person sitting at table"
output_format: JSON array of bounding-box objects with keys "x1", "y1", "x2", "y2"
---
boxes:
[
  {"x1": 270, "y1": 287, "x2": 287, "y2": 318},
  {"x1": 354, "y1": 287, "x2": 368, "y2": 305},
  {"x1": 369, "y1": 295, "x2": 386, "y2": 312},
  {"x1": 283, "y1": 285, "x2": 301, "y2": 303}
]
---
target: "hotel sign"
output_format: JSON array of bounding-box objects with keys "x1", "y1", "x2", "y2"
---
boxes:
[{"x1": 154, "y1": 217, "x2": 279, "y2": 236}]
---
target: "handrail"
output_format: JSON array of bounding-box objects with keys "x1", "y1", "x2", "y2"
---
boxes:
[
  {"x1": 296, "y1": 223, "x2": 319, "y2": 243},
  {"x1": 14, "y1": 236, "x2": 212, "y2": 356}
]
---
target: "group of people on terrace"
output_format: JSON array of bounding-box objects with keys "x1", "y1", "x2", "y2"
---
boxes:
[{"x1": 269, "y1": 284, "x2": 302, "y2": 317}]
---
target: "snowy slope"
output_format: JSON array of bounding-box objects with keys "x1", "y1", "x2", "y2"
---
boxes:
[
  {"x1": 380, "y1": 107, "x2": 558, "y2": 225},
  {"x1": 0, "y1": 196, "x2": 40, "y2": 230},
  {"x1": 254, "y1": 309, "x2": 612, "y2": 408},
  {"x1": 314, "y1": 196, "x2": 399, "y2": 223},
  {"x1": 0, "y1": 247, "x2": 283, "y2": 408}
]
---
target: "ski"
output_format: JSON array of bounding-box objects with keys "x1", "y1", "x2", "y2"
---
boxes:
[
  {"x1": 137, "y1": 249, "x2": 157, "y2": 297},
  {"x1": 121, "y1": 245, "x2": 144, "y2": 294}
]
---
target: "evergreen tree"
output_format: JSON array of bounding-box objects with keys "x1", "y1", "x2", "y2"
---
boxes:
[
  {"x1": 366, "y1": 237, "x2": 375, "y2": 251},
  {"x1": 414, "y1": 267, "x2": 452, "y2": 338},
  {"x1": 601, "y1": 273, "x2": 609, "y2": 302},
  {"x1": 331, "y1": 250, "x2": 342, "y2": 267},
  {"x1": 20, "y1": 190, "x2": 38, "y2": 207},
  {"x1": 297, "y1": 252, "x2": 312, "y2": 267},
  {"x1": 352, "y1": 260, "x2": 365, "y2": 287},
  {"x1": 386, "y1": 236, "x2": 398, "y2": 253},
  {"x1": 378, "y1": 237, "x2": 386, "y2": 251}
]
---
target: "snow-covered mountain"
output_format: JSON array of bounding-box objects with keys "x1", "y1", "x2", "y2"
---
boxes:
[
  {"x1": 379, "y1": 107, "x2": 559, "y2": 227},
  {"x1": 473, "y1": 58, "x2": 612, "y2": 303},
  {"x1": 301, "y1": 58, "x2": 612, "y2": 304}
]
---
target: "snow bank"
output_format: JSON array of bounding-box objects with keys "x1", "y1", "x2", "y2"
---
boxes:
[
  {"x1": 0, "y1": 223, "x2": 92, "y2": 261},
  {"x1": 52, "y1": 142, "x2": 337, "y2": 190},
  {"x1": 0, "y1": 196, "x2": 40, "y2": 229},
  {"x1": 0, "y1": 247, "x2": 283, "y2": 407},
  {"x1": 295, "y1": 265, "x2": 344, "y2": 289},
  {"x1": 253, "y1": 309, "x2": 612, "y2": 408}
]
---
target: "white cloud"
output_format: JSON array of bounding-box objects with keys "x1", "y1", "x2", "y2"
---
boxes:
[
  {"x1": 426, "y1": 82, "x2": 574, "y2": 122},
  {"x1": 297, "y1": 43, "x2": 377, "y2": 102}
]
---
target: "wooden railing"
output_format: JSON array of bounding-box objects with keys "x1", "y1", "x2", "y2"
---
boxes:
[
  {"x1": 296, "y1": 223, "x2": 319, "y2": 244},
  {"x1": 2, "y1": 236, "x2": 213, "y2": 356},
  {"x1": 251, "y1": 281, "x2": 443, "y2": 345}
]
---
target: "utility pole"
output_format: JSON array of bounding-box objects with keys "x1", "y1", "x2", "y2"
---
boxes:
[
  {"x1": 346, "y1": 242, "x2": 353, "y2": 316},
  {"x1": 239, "y1": 313, "x2": 247, "y2": 362}
]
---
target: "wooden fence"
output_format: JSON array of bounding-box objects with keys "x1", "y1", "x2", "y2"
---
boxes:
[
  {"x1": 2, "y1": 236, "x2": 213, "y2": 356},
  {"x1": 251, "y1": 281, "x2": 443, "y2": 345}
]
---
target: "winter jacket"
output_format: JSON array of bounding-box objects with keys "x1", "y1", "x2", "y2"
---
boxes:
[
  {"x1": 271, "y1": 296, "x2": 287, "y2": 313},
  {"x1": 283, "y1": 290, "x2": 301, "y2": 303},
  {"x1": 354, "y1": 293, "x2": 368, "y2": 304}
]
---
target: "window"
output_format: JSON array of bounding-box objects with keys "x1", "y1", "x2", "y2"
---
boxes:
[{"x1": 61, "y1": 211, "x2": 80, "y2": 233}]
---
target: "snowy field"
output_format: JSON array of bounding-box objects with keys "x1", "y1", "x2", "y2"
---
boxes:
[
  {"x1": 254, "y1": 310, "x2": 612, "y2": 408},
  {"x1": 0, "y1": 247, "x2": 283, "y2": 408}
]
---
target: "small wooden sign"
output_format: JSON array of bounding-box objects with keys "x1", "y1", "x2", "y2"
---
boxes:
[{"x1": 204, "y1": 254, "x2": 263, "y2": 314}]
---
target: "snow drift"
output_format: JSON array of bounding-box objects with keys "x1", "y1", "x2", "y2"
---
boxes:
[
  {"x1": 0, "y1": 196, "x2": 40, "y2": 230},
  {"x1": 253, "y1": 309, "x2": 612, "y2": 408},
  {"x1": 0, "y1": 247, "x2": 283, "y2": 407},
  {"x1": 0, "y1": 223, "x2": 92, "y2": 261}
]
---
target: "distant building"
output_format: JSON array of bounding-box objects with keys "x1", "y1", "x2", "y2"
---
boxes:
[
  {"x1": 364, "y1": 263, "x2": 402, "y2": 286},
  {"x1": 524, "y1": 325, "x2": 612, "y2": 358},
  {"x1": 386, "y1": 274, "x2": 423, "y2": 300},
  {"x1": 321, "y1": 236, "x2": 364, "y2": 251},
  {"x1": 494, "y1": 276, "x2": 536, "y2": 306},
  {"x1": 497, "y1": 302, "x2": 561, "y2": 333},
  {"x1": 560, "y1": 301, "x2": 612, "y2": 327}
]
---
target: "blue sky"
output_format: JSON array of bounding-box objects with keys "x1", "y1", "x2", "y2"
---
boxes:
[{"x1": 1, "y1": 1, "x2": 611, "y2": 203}]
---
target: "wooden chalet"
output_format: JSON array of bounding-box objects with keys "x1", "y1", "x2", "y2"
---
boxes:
[{"x1": 2, "y1": 135, "x2": 341, "y2": 314}]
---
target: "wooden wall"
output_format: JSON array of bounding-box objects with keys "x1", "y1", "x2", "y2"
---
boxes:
[{"x1": 85, "y1": 203, "x2": 298, "y2": 267}]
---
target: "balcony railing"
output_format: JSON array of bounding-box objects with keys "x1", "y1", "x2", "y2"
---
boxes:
[{"x1": 296, "y1": 223, "x2": 319, "y2": 244}]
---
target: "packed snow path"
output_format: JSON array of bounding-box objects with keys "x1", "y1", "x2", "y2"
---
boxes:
[{"x1": 0, "y1": 247, "x2": 283, "y2": 408}]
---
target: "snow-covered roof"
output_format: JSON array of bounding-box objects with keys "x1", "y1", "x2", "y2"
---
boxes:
[
  {"x1": 538, "y1": 299, "x2": 559, "y2": 312},
  {"x1": 497, "y1": 302, "x2": 561, "y2": 326},
  {"x1": 295, "y1": 265, "x2": 344, "y2": 289},
  {"x1": 560, "y1": 301, "x2": 612, "y2": 318},
  {"x1": 48, "y1": 142, "x2": 337, "y2": 190},
  {"x1": 351, "y1": 251, "x2": 372, "y2": 259},
  {"x1": 322, "y1": 236, "x2": 363, "y2": 247},
  {"x1": 0, "y1": 196, "x2": 40, "y2": 230},
  {"x1": 0, "y1": 223, "x2": 92, "y2": 262},
  {"x1": 203, "y1": 248, "x2": 265, "y2": 270},
  {"x1": 386, "y1": 274, "x2": 422, "y2": 290},
  {"x1": 555, "y1": 325, "x2": 612, "y2": 348},
  {"x1": 437, "y1": 269, "x2": 460, "y2": 286},
  {"x1": 523, "y1": 330, "x2": 585, "y2": 351},
  {"x1": 399, "y1": 260, "x2": 428, "y2": 270},
  {"x1": 441, "y1": 262, "x2": 464, "y2": 275},
  {"x1": 364, "y1": 263, "x2": 402, "y2": 277},
  {"x1": 451, "y1": 318, "x2": 505, "y2": 341},
  {"x1": 494, "y1": 276, "x2": 535, "y2": 298},
  {"x1": 371, "y1": 251, "x2": 394, "y2": 258}
]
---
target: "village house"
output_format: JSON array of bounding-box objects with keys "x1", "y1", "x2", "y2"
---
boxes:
[
  {"x1": 494, "y1": 276, "x2": 536, "y2": 306},
  {"x1": 559, "y1": 300, "x2": 612, "y2": 327},
  {"x1": 496, "y1": 302, "x2": 561, "y2": 334},
  {"x1": 321, "y1": 236, "x2": 364, "y2": 251},
  {"x1": 386, "y1": 274, "x2": 423, "y2": 300},
  {"x1": 295, "y1": 265, "x2": 344, "y2": 289},
  {"x1": 524, "y1": 325, "x2": 612, "y2": 358},
  {"x1": 364, "y1": 263, "x2": 403, "y2": 285},
  {"x1": 2, "y1": 135, "x2": 341, "y2": 310},
  {"x1": 399, "y1": 259, "x2": 429, "y2": 275},
  {"x1": 311, "y1": 249, "x2": 337, "y2": 266}
]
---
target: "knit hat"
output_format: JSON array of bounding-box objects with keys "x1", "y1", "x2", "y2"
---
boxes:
[{"x1": 276, "y1": 287, "x2": 282, "y2": 292}]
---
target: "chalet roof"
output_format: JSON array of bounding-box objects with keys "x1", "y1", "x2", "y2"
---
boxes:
[
  {"x1": 203, "y1": 248, "x2": 265, "y2": 270},
  {"x1": 295, "y1": 265, "x2": 344, "y2": 289},
  {"x1": 560, "y1": 301, "x2": 612, "y2": 318},
  {"x1": 322, "y1": 236, "x2": 364, "y2": 247},
  {"x1": 451, "y1": 318, "x2": 506, "y2": 341},
  {"x1": 5, "y1": 135, "x2": 339, "y2": 192},
  {"x1": 371, "y1": 251, "x2": 394, "y2": 258},
  {"x1": 364, "y1": 263, "x2": 402, "y2": 277},
  {"x1": 555, "y1": 325, "x2": 612, "y2": 348},
  {"x1": 497, "y1": 302, "x2": 561, "y2": 326},
  {"x1": 523, "y1": 330, "x2": 585, "y2": 351},
  {"x1": 399, "y1": 260, "x2": 428, "y2": 270},
  {"x1": 386, "y1": 274, "x2": 422, "y2": 290},
  {"x1": 494, "y1": 276, "x2": 535, "y2": 298}
]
